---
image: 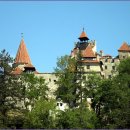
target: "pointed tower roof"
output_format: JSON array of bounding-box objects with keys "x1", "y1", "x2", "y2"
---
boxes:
[
  {"x1": 78, "y1": 28, "x2": 89, "y2": 41},
  {"x1": 81, "y1": 45, "x2": 96, "y2": 58},
  {"x1": 118, "y1": 42, "x2": 130, "y2": 52},
  {"x1": 15, "y1": 38, "x2": 32, "y2": 64}
]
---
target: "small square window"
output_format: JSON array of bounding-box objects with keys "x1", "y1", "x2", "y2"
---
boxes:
[
  {"x1": 87, "y1": 65, "x2": 90, "y2": 69},
  {"x1": 105, "y1": 66, "x2": 107, "y2": 69},
  {"x1": 108, "y1": 75, "x2": 111, "y2": 79}
]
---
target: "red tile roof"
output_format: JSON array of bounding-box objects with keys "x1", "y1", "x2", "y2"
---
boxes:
[
  {"x1": 79, "y1": 31, "x2": 87, "y2": 38},
  {"x1": 15, "y1": 39, "x2": 32, "y2": 64},
  {"x1": 118, "y1": 42, "x2": 130, "y2": 52},
  {"x1": 81, "y1": 45, "x2": 96, "y2": 58},
  {"x1": 78, "y1": 30, "x2": 89, "y2": 41}
]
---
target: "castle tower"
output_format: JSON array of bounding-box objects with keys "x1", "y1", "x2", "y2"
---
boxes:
[
  {"x1": 71, "y1": 29, "x2": 101, "y2": 76},
  {"x1": 118, "y1": 42, "x2": 130, "y2": 60},
  {"x1": 12, "y1": 36, "x2": 36, "y2": 74},
  {"x1": 78, "y1": 28, "x2": 89, "y2": 42}
]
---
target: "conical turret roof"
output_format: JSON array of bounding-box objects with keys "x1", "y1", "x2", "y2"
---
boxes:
[
  {"x1": 15, "y1": 39, "x2": 31, "y2": 64},
  {"x1": 78, "y1": 29, "x2": 89, "y2": 41}
]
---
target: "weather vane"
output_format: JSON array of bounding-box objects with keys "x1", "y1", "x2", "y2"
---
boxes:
[
  {"x1": 21, "y1": 33, "x2": 24, "y2": 39},
  {"x1": 83, "y1": 27, "x2": 84, "y2": 32}
]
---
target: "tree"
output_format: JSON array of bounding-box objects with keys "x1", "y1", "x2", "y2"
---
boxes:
[
  {"x1": 20, "y1": 73, "x2": 55, "y2": 128},
  {"x1": 23, "y1": 99, "x2": 57, "y2": 128},
  {"x1": 0, "y1": 49, "x2": 50, "y2": 128},
  {"x1": 54, "y1": 54, "x2": 87, "y2": 107},
  {"x1": 83, "y1": 72, "x2": 102, "y2": 101},
  {"x1": 88, "y1": 58, "x2": 130, "y2": 128},
  {"x1": 0, "y1": 49, "x2": 25, "y2": 128},
  {"x1": 54, "y1": 55, "x2": 79, "y2": 108},
  {"x1": 57, "y1": 106, "x2": 98, "y2": 129},
  {"x1": 118, "y1": 57, "x2": 130, "y2": 75},
  {"x1": 21, "y1": 73, "x2": 49, "y2": 110}
]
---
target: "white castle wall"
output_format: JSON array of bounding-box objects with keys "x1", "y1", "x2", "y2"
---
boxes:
[{"x1": 36, "y1": 73, "x2": 58, "y2": 99}]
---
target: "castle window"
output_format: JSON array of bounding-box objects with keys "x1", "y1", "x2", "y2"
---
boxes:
[
  {"x1": 112, "y1": 59, "x2": 114, "y2": 63},
  {"x1": 54, "y1": 80, "x2": 56, "y2": 83},
  {"x1": 108, "y1": 75, "x2": 111, "y2": 79},
  {"x1": 102, "y1": 75, "x2": 105, "y2": 79},
  {"x1": 60, "y1": 103, "x2": 63, "y2": 106},
  {"x1": 78, "y1": 66, "x2": 84, "y2": 71},
  {"x1": 123, "y1": 56, "x2": 126, "y2": 59},
  {"x1": 87, "y1": 65, "x2": 90, "y2": 69},
  {"x1": 105, "y1": 59, "x2": 108, "y2": 62},
  {"x1": 57, "y1": 103, "x2": 59, "y2": 106},
  {"x1": 105, "y1": 66, "x2": 107, "y2": 69},
  {"x1": 26, "y1": 70, "x2": 33, "y2": 74},
  {"x1": 112, "y1": 66, "x2": 115, "y2": 70}
]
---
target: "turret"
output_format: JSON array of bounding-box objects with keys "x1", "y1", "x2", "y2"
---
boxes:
[
  {"x1": 12, "y1": 35, "x2": 36, "y2": 74},
  {"x1": 78, "y1": 28, "x2": 89, "y2": 42}
]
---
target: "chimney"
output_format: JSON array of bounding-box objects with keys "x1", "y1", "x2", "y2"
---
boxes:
[{"x1": 100, "y1": 50, "x2": 104, "y2": 57}]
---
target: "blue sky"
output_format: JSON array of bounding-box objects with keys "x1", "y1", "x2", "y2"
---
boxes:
[{"x1": 0, "y1": 1, "x2": 130, "y2": 73}]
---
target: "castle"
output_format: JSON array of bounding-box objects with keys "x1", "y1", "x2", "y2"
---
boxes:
[{"x1": 11, "y1": 29, "x2": 130, "y2": 110}]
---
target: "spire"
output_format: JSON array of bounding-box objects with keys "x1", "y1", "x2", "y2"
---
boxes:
[
  {"x1": 15, "y1": 38, "x2": 32, "y2": 64},
  {"x1": 78, "y1": 28, "x2": 89, "y2": 41}
]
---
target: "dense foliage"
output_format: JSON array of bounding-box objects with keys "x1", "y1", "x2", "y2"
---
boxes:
[
  {"x1": 1, "y1": 49, "x2": 130, "y2": 129},
  {"x1": 0, "y1": 49, "x2": 25, "y2": 128}
]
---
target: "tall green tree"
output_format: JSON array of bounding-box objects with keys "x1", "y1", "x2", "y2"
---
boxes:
[
  {"x1": 54, "y1": 54, "x2": 86, "y2": 108},
  {"x1": 23, "y1": 99, "x2": 57, "y2": 128},
  {"x1": 20, "y1": 73, "x2": 55, "y2": 128},
  {"x1": 57, "y1": 106, "x2": 98, "y2": 129},
  {"x1": 21, "y1": 73, "x2": 49, "y2": 110},
  {"x1": 0, "y1": 49, "x2": 50, "y2": 128},
  {"x1": 54, "y1": 55, "x2": 79, "y2": 108},
  {"x1": 89, "y1": 58, "x2": 130, "y2": 128},
  {"x1": 0, "y1": 49, "x2": 24, "y2": 128}
]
